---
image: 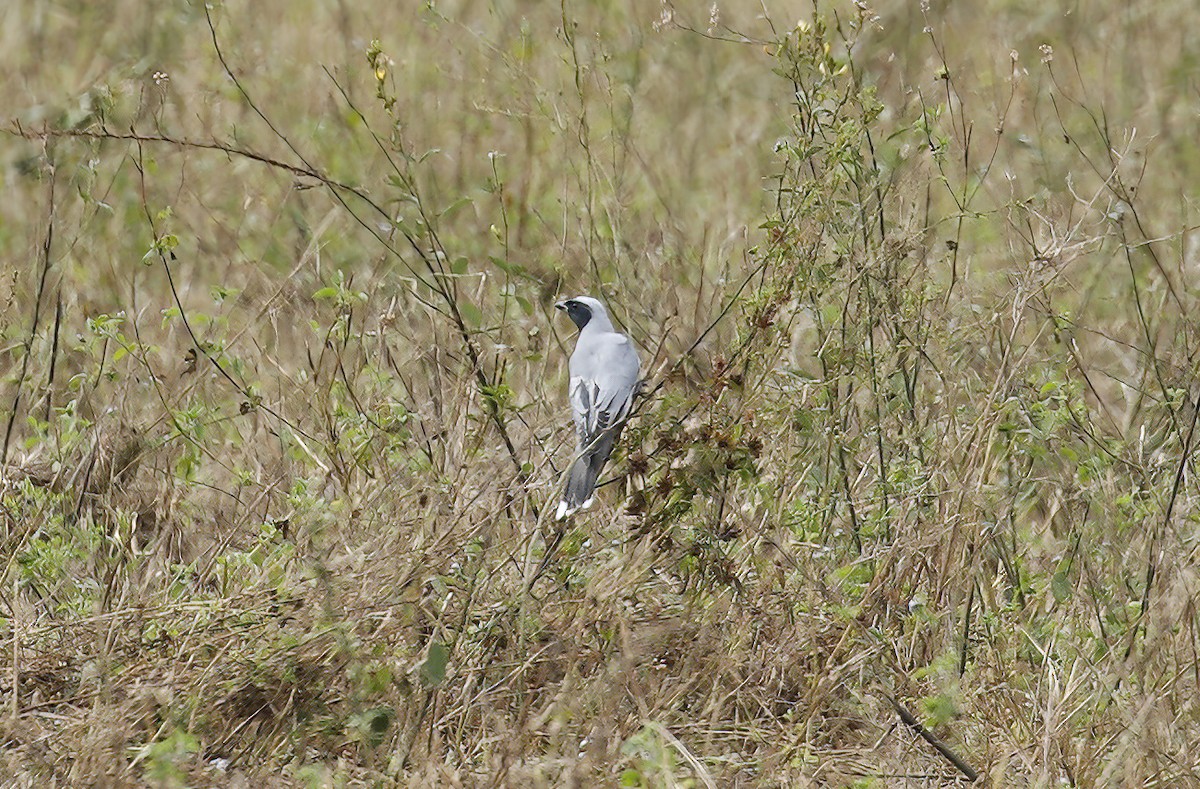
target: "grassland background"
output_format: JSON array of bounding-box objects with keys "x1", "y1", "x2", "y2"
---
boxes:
[{"x1": 2, "y1": 0, "x2": 1200, "y2": 786}]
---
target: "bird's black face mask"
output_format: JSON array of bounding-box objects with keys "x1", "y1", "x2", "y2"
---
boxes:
[{"x1": 556, "y1": 300, "x2": 592, "y2": 330}]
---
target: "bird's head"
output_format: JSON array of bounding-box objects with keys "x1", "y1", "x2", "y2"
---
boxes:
[{"x1": 555, "y1": 296, "x2": 608, "y2": 330}]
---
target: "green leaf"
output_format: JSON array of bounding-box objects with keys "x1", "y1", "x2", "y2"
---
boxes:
[
  {"x1": 488, "y1": 255, "x2": 525, "y2": 277},
  {"x1": 451, "y1": 257, "x2": 470, "y2": 275},
  {"x1": 920, "y1": 692, "x2": 958, "y2": 727},
  {"x1": 459, "y1": 302, "x2": 483, "y2": 326},
  {"x1": 350, "y1": 706, "x2": 395, "y2": 748},
  {"x1": 1051, "y1": 569, "x2": 1072, "y2": 603},
  {"x1": 419, "y1": 641, "x2": 449, "y2": 687},
  {"x1": 440, "y1": 196, "x2": 473, "y2": 220},
  {"x1": 312, "y1": 287, "x2": 338, "y2": 300}
]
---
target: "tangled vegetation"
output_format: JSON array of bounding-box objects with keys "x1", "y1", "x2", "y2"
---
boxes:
[{"x1": 3, "y1": 1, "x2": 1200, "y2": 785}]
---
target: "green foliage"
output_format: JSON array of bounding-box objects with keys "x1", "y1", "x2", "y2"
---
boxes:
[
  {"x1": 348, "y1": 706, "x2": 395, "y2": 749},
  {"x1": 618, "y1": 724, "x2": 694, "y2": 788},
  {"x1": 135, "y1": 728, "x2": 200, "y2": 789},
  {"x1": 418, "y1": 641, "x2": 450, "y2": 688},
  {"x1": 13, "y1": 483, "x2": 102, "y2": 616}
]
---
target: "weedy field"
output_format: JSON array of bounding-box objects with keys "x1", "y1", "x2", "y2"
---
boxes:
[{"x1": 2, "y1": 0, "x2": 1200, "y2": 786}]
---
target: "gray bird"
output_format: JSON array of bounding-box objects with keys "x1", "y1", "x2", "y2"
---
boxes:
[{"x1": 554, "y1": 296, "x2": 641, "y2": 520}]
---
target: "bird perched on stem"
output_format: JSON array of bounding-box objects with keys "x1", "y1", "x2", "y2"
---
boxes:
[{"x1": 554, "y1": 296, "x2": 641, "y2": 520}]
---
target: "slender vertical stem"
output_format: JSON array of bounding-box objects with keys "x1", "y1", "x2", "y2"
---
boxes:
[{"x1": 3, "y1": 172, "x2": 55, "y2": 465}]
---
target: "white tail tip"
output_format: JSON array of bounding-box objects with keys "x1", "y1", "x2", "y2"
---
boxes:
[{"x1": 555, "y1": 497, "x2": 595, "y2": 520}]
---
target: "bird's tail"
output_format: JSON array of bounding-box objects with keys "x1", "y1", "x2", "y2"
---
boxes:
[
  {"x1": 555, "y1": 457, "x2": 599, "y2": 520},
  {"x1": 555, "y1": 429, "x2": 621, "y2": 520}
]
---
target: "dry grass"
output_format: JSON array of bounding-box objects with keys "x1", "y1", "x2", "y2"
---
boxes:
[{"x1": 2, "y1": 0, "x2": 1200, "y2": 786}]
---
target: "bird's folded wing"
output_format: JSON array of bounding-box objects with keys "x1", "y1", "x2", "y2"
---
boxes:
[
  {"x1": 568, "y1": 332, "x2": 640, "y2": 445},
  {"x1": 570, "y1": 377, "x2": 635, "y2": 444}
]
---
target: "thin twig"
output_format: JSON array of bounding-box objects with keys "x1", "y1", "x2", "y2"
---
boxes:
[
  {"x1": 3, "y1": 166, "x2": 55, "y2": 466},
  {"x1": 883, "y1": 692, "x2": 980, "y2": 782}
]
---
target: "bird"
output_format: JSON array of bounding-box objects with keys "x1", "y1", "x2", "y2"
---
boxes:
[{"x1": 554, "y1": 296, "x2": 641, "y2": 520}]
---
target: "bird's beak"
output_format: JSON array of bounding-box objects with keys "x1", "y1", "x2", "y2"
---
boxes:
[{"x1": 554, "y1": 301, "x2": 568, "y2": 312}]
